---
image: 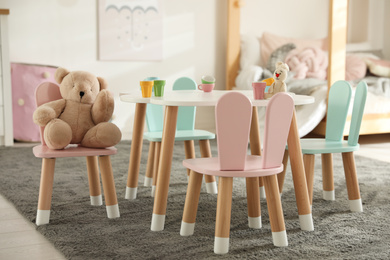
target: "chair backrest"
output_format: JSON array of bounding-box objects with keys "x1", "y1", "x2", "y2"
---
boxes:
[
  {"x1": 35, "y1": 82, "x2": 62, "y2": 145},
  {"x1": 325, "y1": 80, "x2": 352, "y2": 142},
  {"x1": 215, "y1": 92, "x2": 252, "y2": 171},
  {"x1": 173, "y1": 77, "x2": 197, "y2": 131},
  {"x1": 261, "y1": 93, "x2": 294, "y2": 168},
  {"x1": 347, "y1": 81, "x2": 368, "y2": 146},
  {"x1": 145, "y1": 77, "x2": 197, "y2": 132}
]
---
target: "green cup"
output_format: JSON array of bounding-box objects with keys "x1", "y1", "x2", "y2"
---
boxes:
[
  {"x1": 201, "y1": 75, "x2": 215, "y2": 84},
  {"x1": 153, "y1": 80, "x2": 166, "y2": 97}
]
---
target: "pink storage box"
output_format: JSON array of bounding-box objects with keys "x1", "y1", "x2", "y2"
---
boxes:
[{"x1": 11, "y1": 63, "x2": 58, "y2": 142}]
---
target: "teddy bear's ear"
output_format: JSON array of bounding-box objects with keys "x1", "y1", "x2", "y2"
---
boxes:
[
  {"x1": 97, "y1": 77, "x2": 108, "y2": 90},
  {"x1": 55, "y1": 67, "x2": 70, "y2": 84}
]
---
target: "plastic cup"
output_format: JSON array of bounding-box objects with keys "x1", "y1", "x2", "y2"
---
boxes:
[
  {"x1": 252, "y1": 82, "x2": 267, "y2": 100},
  {"x1": 140, "y1": 80, "x2": 154, "y2": 98},
  {"x1": 198, "y1": 83, "x2": 215, "y2": 92},
  {"x1": 201, "y1": 75, "x2": 215, "y2": 84},
  {"x1": 154, "y1": 80, "x2": 166, "y2": 97}
]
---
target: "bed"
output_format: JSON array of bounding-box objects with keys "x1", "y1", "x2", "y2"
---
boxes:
[{"x1": 226, "y1": 0, "x2": 390, "y2": 137}]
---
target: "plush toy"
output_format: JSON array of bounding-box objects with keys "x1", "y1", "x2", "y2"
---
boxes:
[
  {"x1": 33, "y1": 67, "x2": 122, "y2": 150},
  {"x1": 265, "y1": 61, "x2": 289, "y2": 99}
]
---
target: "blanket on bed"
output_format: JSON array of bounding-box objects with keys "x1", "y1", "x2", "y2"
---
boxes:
[{"x1": 285, "y1": 47, "x2": 328, "y2": 80}]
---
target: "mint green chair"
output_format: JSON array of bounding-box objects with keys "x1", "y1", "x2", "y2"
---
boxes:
[
  {"x1": 298, "y1": 80, "x2": 367, "y2": 212},
  {"x1": 143, "y1": 77, "x2": 217, "y2": 196}
]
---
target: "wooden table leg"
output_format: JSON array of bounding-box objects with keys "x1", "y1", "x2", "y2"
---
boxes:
[
  {"x1": 287, "y1": 110, "x2": 314, "y2": 231},
  {"x1": 125, "y1": 103, "x2": 147, "y2": 200},
  {"x1": 151, "y1": 106, "x2": 178, "y2": 231},
  {"x1": 249, "y1": 107, "x2": 265, "y2": 199}
]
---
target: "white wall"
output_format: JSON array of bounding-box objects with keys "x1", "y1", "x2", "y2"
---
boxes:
[{"x1": 2, "y1": 0, "x2": 227, "y2": 139}]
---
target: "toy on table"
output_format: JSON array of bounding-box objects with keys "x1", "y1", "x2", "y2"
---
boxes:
[
  {"x1": 33, "y1": 67, "x2": 122, "y2": 150},
  {"x1": 264, "y1": 61, "x2": 289, "y2": 99}
]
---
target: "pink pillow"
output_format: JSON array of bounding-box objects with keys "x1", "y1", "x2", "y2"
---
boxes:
[
  {"x1": 345, "y1": 55, "x2": 367, "y2": 81},
  {"x1": 260, "y1": 32, "x2": 328, "y2": 66}
]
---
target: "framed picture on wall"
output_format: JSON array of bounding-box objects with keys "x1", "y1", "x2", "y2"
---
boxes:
[{"x1": 98, "y1": 0, "x2": 163, "y2": 61}]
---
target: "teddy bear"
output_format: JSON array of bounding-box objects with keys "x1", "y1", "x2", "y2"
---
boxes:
[
  {"x1": 264, "y1": 61, "x2": 289, "y2": 99},
  {"x1": 33, "y1": 67, "x2": 122, "y2": 150}
]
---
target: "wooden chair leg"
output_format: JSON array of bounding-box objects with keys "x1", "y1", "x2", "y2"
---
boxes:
[
  {"x1": 99, "y1": 155, "x2": 120, "y2": 219},
  {"x1": 86, "y1": 156, "x2": 102, "y2": 206},
  {"x1": 263, "y1": 175, "x2": 288, "y2": 247},
  {"x1": 145, "y1": 141, "x2": 156, "y2": 187},
  {"x1": 151, "y1": 142, "x2": 161, "y2": 197},
  {"x1": 303, "y1": 154, "x2": 315, "y2": 206},
  {"x1": 214, "y1": 177, "x2": 233, "y2": 254},
  {"x1": 249, "y1": 107, "x2": 266, "y2": 199},
  {"x1": 199, "y1": 139, "x2": 217, "y2": 194},
  {"x1": 180, "y1": 170, "x2": 204, "y2": 236},
  {"x1": 321, "y1": 153, "x2": 335, "y2": 201},
  {"x1": 36, "y1": 158, "x2": 56, "y2": 226},
  {"x1": 277, "y1": 150, "x2": 289, "y2": 194},
  {"x1": 342, "y1": 152, "x2": 363, "y2": 212},
  {"x1": 184, "y1": 140, "x2": 195, "y2": 177},
  {"x1": 246, "y1": 177, "x2": 261, "y2": 229}
]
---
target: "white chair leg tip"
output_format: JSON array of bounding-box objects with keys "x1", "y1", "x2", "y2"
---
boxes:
[
  {"x1": 180, "y1": 221, "x2": 195, "y2": 236},
  {"x1": 323, "y1": 190, "x2": 335, "y2": 201},
  {"x1": 299, "y1": 213, "x2": 314, "y2": 231},
  {"x1": 349, "y1": 199, "x2": 363, "y2": 212},
  {"x1": 90, "y1": 195, "x2": 103, "y2": 206},
  {"x1": 214, "y1": 237, "x2": 229, "y2": 254},
  {"x1": 248, "y1": 216, "x2": 262, "y2": 229},
  {"x1": 144, "y1": 177, "x2": 153, "y2": 187},
  {"x1": 206, "y1": 182, "x2": 218, "y2": 194},
  {"x1": 36, "y1": 209, "x2": 50, "y2": 226},
  {"x1": 106, "y1": 204, "x2": 120, "y2": 218},
  {"x1": 125, "y1": 187, "x2": 137, "y2": 200},
  {"x1": 151, "y1": 186, "x2": 156, "y2": 197},
  {"x1": 259, "y1": 186, "x2": 266, "y2": 199},
  {"x1": 151, "y1": 214, "x2": 165, "y2": 231},
  {"x1": 272, "y1": 230, "x2": 288, "y2": 247}
]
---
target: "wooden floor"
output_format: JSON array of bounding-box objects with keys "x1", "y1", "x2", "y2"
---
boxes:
[{"x1": 1, "y1": 134, "x2": 389, "y2": 260}]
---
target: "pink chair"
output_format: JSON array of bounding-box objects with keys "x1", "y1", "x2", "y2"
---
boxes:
[
  {"x1": 180, "y1": 92, "x2": 294, "y2": 254},
  {"x1": 32, "y1": 82, "x2": 120, "y2": 225}
]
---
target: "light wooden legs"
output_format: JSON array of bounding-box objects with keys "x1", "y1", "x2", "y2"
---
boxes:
[
  {"x1": 249, "y1": 107, "x2": 266, "y2": 199},
  {"x1": 199, "y1": 140, "x2": 217, "y2": 194},
  {"x1": 303, "y1": 154, "x2": 315, "y2": 205},
  {"x1": 36, "y1": 158, "x2": 56, "y2": 226},
  {"x1": 322, "y1": 153, "x2": 335, "y2": 201},
  {"x1": 126, "y1": 103, "x2": 147, "y2": 200},
  {"x1": 144, "y1": 142, "x2": 156, "y2": 187},
  {"x1": 263, "y1": 175, "x2": 288, "y2": 247},
  {"x1": 214, "y1": 177, "x2": 233, "y2": 254},
  {"x1": 86, "y1": 156, "x2": 102, "y2": 206},
  {"x1": 287, "y1": 110, "x2": 314, "y2": 231},
  {"x1": 342, "y1": 152, "x2": 363, "y2": 212},
  {"x1": 277, "y1": 151, "x2": 289, "y2": 194},
  {"x1": 151, "y1": 106, "x2": 178, "y2": 231},
  {"x1": 246, "y1": 177, "x2": 261, "y2": 229},
  {"x1": 180, "y1": 170, "x2": 204, "y2": 236},
  {"x1": 184, "y1": 140, "x2": 195, "y2": 176},
  {"x1": 99, "y1": 155, "x2": 120, "y2": 218},
  {"x1": 151, "y1": 142, "x2": 161, "y2": 197}
]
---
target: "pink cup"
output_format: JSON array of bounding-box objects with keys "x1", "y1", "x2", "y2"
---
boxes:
[
  {"x1": 252, "y1": 82, "x2": 267, "y2": 99},
  {"x1": 198, "y1": 83, "x2": 214, "y2": 92}
]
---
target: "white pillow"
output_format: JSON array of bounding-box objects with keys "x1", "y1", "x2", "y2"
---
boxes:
[
  {"x1": 240, "y1": 34, "x2": 261, "y2": 69},
  {"x1": 235, "y1": 65, "x2": 263, "y2": 90}
]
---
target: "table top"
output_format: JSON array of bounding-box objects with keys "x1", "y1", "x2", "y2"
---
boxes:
[{"x1": 120, "y1": 90, "x2": 314, "y2": 106}]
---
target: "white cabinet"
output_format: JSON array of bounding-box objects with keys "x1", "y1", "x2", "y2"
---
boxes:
[{"x1": 0, "y1": 9, "x2": 13, "y2": 146}]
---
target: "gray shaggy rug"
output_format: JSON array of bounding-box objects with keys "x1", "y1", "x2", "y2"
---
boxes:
[{"x1": 0, "y1": 140, "x2": 390, "y2": 259}]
